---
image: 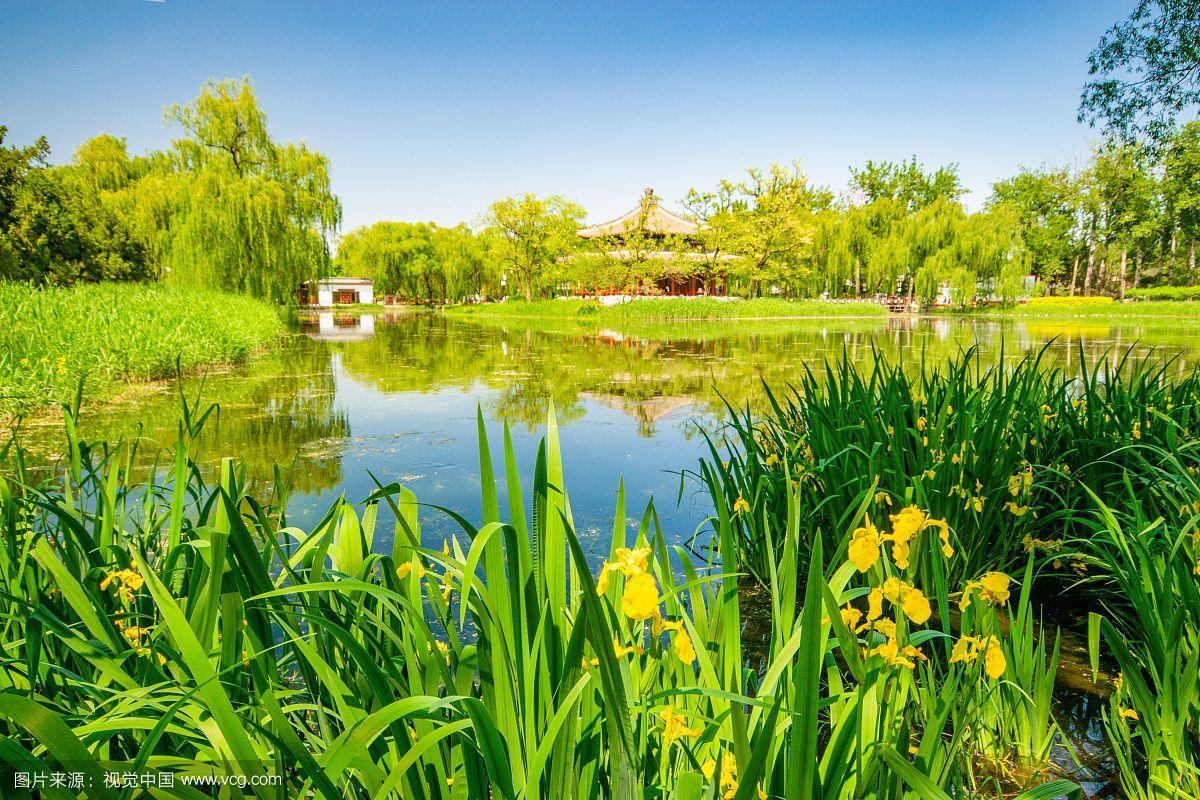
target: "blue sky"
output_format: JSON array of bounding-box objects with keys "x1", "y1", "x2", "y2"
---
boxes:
[{"x1": 1, "y1": 1, "x2": 1132, "y2": 232}]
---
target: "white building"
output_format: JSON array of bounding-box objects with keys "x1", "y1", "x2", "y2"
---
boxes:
[{"x1": 302, "y1": 277, "x2": 374, "y2": 306}]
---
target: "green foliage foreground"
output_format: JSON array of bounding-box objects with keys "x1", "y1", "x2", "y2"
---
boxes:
[
  {"x1": 0, "y1": 282, "x2": 284, "y2": 416},
  {"x1": 705, "y1": 346, "x2": 1200, "y2": 799},
  {"x1": 0, "y1": 393, "x2": 1098, "y2": 800}
]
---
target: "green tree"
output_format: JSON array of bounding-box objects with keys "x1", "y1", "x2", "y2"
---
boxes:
[
  {"x1": 1080, "y1": 0, "x2": 1200, "y2": 146},
  {"x1": 694, "y1": 162, "x2": 829, "y2": 297},
  {"x1": 482, "y1": 194, "x2": 584, "y2": 301},
  {"x1": 0, "y1": 127, "x2": 148, "y2": 284},
  {"x1": 1092, "y1": 141, "x2": 1161, "y2": 296},
  {"x1": 152, "y1": 78, "x2": 342, "y2": 303},
  {"x1": 848, "y1": 157, "x2": 965, "y2": 211},
  {"x1": 1163, "y1": 122, "x2": 1200, "y2": 284},
  {"x1": 988, "y1": 167, "x2": 1082, "y2": 290},
  {"x1": 71, "y1": 78, "x2": 342, "y2": 303},
  {"x1": 337, "y1": 221, "x2": 494, "y2": 304}
]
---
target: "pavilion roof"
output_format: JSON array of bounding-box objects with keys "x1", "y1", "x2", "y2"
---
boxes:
[{"x1": 578, "y1": 188, "x2": 700, "y2": 239}]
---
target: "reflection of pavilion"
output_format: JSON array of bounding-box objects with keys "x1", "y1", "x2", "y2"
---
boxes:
[
  {"x1": 302, "y1": 312, "x2": 376, "y2": 342},
  {"x1": 580, "y1": 391, "x2": 696, "y2": 437}
]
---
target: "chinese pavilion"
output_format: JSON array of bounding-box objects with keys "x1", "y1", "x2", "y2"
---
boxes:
[{"x1": 576, "y1": 188, "x2": 729, "y2": 296}]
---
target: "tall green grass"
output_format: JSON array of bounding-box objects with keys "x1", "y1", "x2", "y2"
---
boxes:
[
  {"x1": 1081, "y1": 495, "x2": 1200, "y2": 800},
  {"x1": 701, "y1": 345, "x2": 1200, "y2": 588},
  {"x1": 0, "y1": 395, "x2": 1081, "y2": 798},
  {"x1": 700, "y1": 345, "x2": 1200, "y2": 799},
  {"x1": 0, "y1": 282, "x2": 284, "y2": 417},
  {"x1": 450, "y1": 297, "x2": 888, "y2": 323}
]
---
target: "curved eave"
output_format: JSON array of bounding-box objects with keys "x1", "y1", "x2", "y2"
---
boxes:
[{"x1": 578, "y1": 204, "x2": 700, "y2": 238}]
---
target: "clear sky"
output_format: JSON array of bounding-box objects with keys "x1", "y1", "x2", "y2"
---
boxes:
[{"x1": 1, "y1": 1, "x2": 1133, "y2": 233}]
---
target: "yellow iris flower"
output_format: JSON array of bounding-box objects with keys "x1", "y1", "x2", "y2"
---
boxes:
[
  {"x1": 949, "y1": 634, "x2": 1006, "y2": 678},
  {"x1": 960, "y1": 572, "x2": 1011, "y2": 611},
  {"x1": 660, "y1": 706, "x2": 701, "y2": 746},
  {"x1": 621, "y1": 572, "x2": 661, "y2": 621},
  {"x1": 848, "y1": 517, "x2": 881, "y2": 572}
]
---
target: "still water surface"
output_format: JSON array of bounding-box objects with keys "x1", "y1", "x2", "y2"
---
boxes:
[{"x1": 19, "y1": 310, "x2": 1200, "y2": 562}]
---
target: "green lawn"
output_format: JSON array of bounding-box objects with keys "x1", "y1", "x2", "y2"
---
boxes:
[{"x1": 447, "y1": 297, "x2": 888, "y2": 323}]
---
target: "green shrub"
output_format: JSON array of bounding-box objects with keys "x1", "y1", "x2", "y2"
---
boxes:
[{"x1": 1126, "y1": 285, "x2": 1200, "y2": 301}]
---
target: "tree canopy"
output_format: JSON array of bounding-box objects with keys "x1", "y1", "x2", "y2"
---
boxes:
[
  {"x1": 1080, "y1": 0, "x2": 1200, "y2": 146},
  {"x1": 0, "y1": 127, "x2": 149, "y2": 284},
  {"x1": 336, "y1": 221, "x2": 493, "y2": 304},
  {"x1": 481, "y1": 194, "x2": 585, "y2": 302},
  {"x1": 1, "y1": 78, "x2": 341, "y2": 304}
]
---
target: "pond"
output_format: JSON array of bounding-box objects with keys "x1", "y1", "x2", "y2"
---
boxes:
[
  {"x1": 15, "y1": 310, "x2": 1200, "y2": 564},
  {"x1": 14, "y1": 309, "x2": 1200, "y2": 796}
]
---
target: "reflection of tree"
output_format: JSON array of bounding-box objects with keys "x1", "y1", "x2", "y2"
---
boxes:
[
  {"x1": 334, "y1": 314, "x2": 897, "y2": 433},
  {"x1": 18, "y1": 338, "x2": 349, "y2": 494},
  {"x1": 17, "y1": 312, "x2": 1200, "y2": 498},
  {"x1": 335, "y1": 312, "x2": 1200, "y2": 438}
]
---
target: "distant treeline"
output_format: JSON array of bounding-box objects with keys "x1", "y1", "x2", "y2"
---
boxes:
[
  {"x1": 7, "y1": 78, "x2": 1200, "y2": 307},
  {"x1": 342, "y1": 136, "x2": 1200, "y2": 307}
]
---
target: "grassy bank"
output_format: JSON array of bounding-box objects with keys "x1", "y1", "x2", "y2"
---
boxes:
[
  {"x1": 1126, "y1": 285, "x2": 1200, "y2": 302},
  {"x1": 0, "y1": 282, "x2": 284, "y2": 417},
  {"x1": 1012, "y1": 295, "x2": 1200, "y2": 319},
  {"x1": 449, "y1": 297, "x2": 888, "y2": 323}
]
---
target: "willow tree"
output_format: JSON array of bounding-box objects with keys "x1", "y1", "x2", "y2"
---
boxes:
[
  {"x1": 150, "y1": 78, "x2": 341, "y2": 303},
  {"x1": 338, "y1": 220, "x2": 493, "y2": 303},
  {"x1": 74, "y1": 79, "x2": 341, "y2": 303}
]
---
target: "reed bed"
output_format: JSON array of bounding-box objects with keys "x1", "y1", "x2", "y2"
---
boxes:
[
  {"x1": 0, "y1": 282, "x2": 284, "y2": 417},
  {"x1": 0, "y1": 394, "x2": 1091, "y2": 798}
]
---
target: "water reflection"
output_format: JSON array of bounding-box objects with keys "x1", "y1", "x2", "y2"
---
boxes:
[
  {"x1": 12, "y1": 311, "x2": 1200, "y2": 538},
  {"x1": 302, "y1": 311, "x2": 376, "y2": 341}
]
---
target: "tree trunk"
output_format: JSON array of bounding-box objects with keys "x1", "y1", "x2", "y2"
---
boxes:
[
  {"x1": 524, "y1": 268, "x2": 532, "y2": 303},
  {"x1": 1133, "y1": 250, "x2": 1143, "y2": 289},
  {"x1": 1170, "y1": 229, "x2": 1177, "y2": 285},
  {"x1": 1083, "y1": 240, "x2": 1096, "y2": 296},
  {"x1": 1118, "y1": 249, "x2": 1128, "y2": 300},
  {"x1": 854, "y1": 260, "x2": 861, "y2": 296},
  {"x1": 1069, "y1": 257, "x2": 1079, "y2": 296},
  {"x1": 1190, "y1": 238, "x2": 1196, "y2": 284}
]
